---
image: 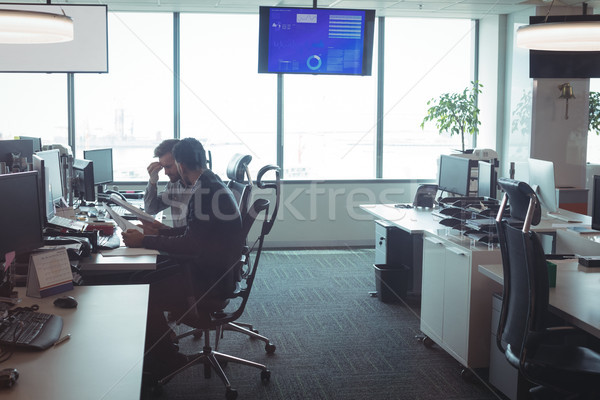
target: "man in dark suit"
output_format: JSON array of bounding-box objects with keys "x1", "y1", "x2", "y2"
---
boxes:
[{"x1": 123, "y1": 137, "x2": 243, "y2": 381}]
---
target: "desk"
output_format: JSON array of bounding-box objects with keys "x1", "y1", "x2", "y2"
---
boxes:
[
  {"x1": 1, "y1": 284, "x2": 148, "y2": 400},
  {"x1": 359, "y1": 203, "x2": 594, "y2": 370},
  {"x1": 479, "y1": 261, "x2": 600, "y2": 338},
  {"x1": 79, "y1": 252, "x2": 157, "y2": 272}
]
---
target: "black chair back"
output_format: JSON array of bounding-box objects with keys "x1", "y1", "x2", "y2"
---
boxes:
[
  {"x1": 226, "y1": 154, "x2": 253, "y2": 215},
  {"x1": 495, "y1": 178, "x2": 550, "y2": 369}
]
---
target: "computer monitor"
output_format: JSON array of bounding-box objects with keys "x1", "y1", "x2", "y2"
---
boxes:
[
  {"x1": 0, "y1": 139, "x2": 35, "y2": 172},
  {"x1": 477, "y1": 160, "x2": 497, "y2": 199},
  {"x1": 592, "y1": 175, "x2": 600, "y2": 231},
  {"x1": 83, "y1": 148, "x2": 113, "y2": 195},
  {"x1": 528, "y1": 158, "x2": 558, "y2": 213},
  {"x1": 438, "y1": 155, "x2": 474, "y2": 197},
  {"x1": 35, "y1": 149, "x2": 64, "y2": 204},
  {"x1": 15, "y1": 136, "x2": 42, "y2": 152},
  {"x1": 31, "y1": 154, "x2": 47, "y2": 224},
  {"x1": 73, "y1": 159, "x2": 95, "y2": 203},
  {"x1": 0, "y1": 171, "x2": 44, "y2": 260}
]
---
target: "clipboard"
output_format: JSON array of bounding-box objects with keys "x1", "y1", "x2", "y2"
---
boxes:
[{"x1": 26, "y1": 248, "x2": 73, "y2": 298}]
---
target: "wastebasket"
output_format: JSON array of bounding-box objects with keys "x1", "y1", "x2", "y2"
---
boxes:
[{"x1": 373, "y1": 264, "x2": 408, "y2": 303}]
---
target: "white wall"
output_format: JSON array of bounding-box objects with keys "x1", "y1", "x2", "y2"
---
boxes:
[
  {"x1": 122, "y1": 180, "x2": 427, "y2": 248},
  {"x1": 248, "y1": 180, "x2": 424, "y2": 248}
]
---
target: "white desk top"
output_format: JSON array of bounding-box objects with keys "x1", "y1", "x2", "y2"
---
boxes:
[
  {"x1": 1, "y1": 285, "x2": 148, "y2": 400},
  {"x1": 478, "y1": 261, "x2": 600, "y2": 338},
  {"x1": 360, "y1": 203, "x2": 590, "y2": 234},
  {"x1": 78, "y1": 251, "x2": 157, "y2": 272},
  {"x1": 359, "y1": 204, "x2": 443, "y2": 234}
]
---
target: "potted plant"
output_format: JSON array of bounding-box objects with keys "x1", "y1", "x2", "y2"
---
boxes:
[
  {"x1": 589, "y1": 91, "x2": 600, "y2": 135},
  {"x1": 420, "y1": 81, "x2": 483, "y2": 153}
]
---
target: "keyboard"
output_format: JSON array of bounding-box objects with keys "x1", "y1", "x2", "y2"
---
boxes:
[
  {"x1": 49, "y1": 215, "x2": 87, "y2": 232},
  {"x1": 97, "y1": 233, "x2": 121, "y2": 250},
  {"x1": 110, "y1": 205, "x2": 137, "y2": 220},
  {"x1": 0, "y1": 309, "x2": 63, "y2": 350}
]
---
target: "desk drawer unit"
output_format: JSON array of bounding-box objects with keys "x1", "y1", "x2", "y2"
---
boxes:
[{"x1": 375, "y1": 220, "x2": 422, "y2": 294}]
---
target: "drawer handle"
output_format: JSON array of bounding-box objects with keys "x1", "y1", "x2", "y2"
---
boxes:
[
  {"x1": 448, "y1": 247, "x2": 467, "y2": 256},
  {"x1": 425, "y1": 237, "x2": 443, "y2": 245}
]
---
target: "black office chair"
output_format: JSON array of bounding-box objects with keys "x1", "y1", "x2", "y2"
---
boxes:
[
  {"x1": 219, "y1": 164, "x2": 280, "y2": 353},
  {"x1": 177, "y1": 155, "x2": 278, "y2": 353},
  {"x1": 495, "y1": 178, "x2": 600, "y2": 399},
  {"x1": 158, "y1": 187, "x2": 279, "y2": 400},
  {"x1": 226, "y1": 153, "x2": 253, "y2": 215}
]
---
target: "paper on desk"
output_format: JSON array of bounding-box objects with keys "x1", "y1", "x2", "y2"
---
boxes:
[{"x1": 100, "y1": 248, "x2": 159, "y2": 257}]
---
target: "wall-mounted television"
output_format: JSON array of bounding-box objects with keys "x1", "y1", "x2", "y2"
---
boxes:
[
  {"x1": 258, "y1": 6, "x2": 375, "y2": 76},
  {"x1": 0, "y1": 4, "x2": 108, "y2": 73}
]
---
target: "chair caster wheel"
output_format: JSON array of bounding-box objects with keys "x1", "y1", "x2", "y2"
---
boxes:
[
  {"x1": 192, "y1": 330, "x2": 203, "y2": 339},
  {"x1": 422, "y1": 336, "x2": 434, "y2": 348},
  {"x1": 265, "y1": 343, "x2": 276, "y2": 354},
  {"x1": 261, "y1": 369, "x2": 271, "y2": 382},
  {"x1": 225, "y1": 388, "x2": 238, "y2": 400},
  {"x1": 460, "y1": 368, "x2": 476, "y2": 382}
]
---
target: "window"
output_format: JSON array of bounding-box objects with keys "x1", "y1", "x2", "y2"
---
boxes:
[
  {"x1": 383, "y1": 18, "x2": 474, "y2": 179},
  {"x1": 75, "y1": 12, "x2": 173, "y2": 182},
  {"x1": 588, "y1": 79, "x2": 600, "y2": 164},
  {"x1": 180, "y1": 14, "x2": 277, "y2": 179},
  {"x1": 0, "y1": 74, "x2": 68, "y2": 146}
]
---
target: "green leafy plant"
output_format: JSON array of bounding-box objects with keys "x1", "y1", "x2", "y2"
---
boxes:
[
  {"x1": 589, "y1": 91, "x2": 600, "y2": 135},
  {"x1": 420, "y1": 81, "x2": 483, "y2": 152}
]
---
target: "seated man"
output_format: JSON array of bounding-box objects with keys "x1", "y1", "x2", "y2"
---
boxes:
[
  {"x1": 144, "y1": 138, "x2": 194, "y2": 228},
  {"x1": 123, "y1": 137, "x2": 243, "y2": 380}
]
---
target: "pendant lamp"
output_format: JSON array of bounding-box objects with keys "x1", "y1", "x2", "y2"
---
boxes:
[
  {"x1": 516, "y1": 1, "x2": 600, "y2": 51},
  {"x1": 0, "y1": 9, "x2": 73, "y2": 44}
]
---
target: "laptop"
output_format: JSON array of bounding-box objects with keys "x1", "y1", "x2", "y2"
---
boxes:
[{"x1": 46, "y1": 203, "x2": 88, "y2": 232}]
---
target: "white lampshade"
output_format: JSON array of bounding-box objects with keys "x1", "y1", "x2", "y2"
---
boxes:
[
  {"x1": 0, "y1": 9, "x2": 73, "y2": 44},
  {"x1": 517, "y1": 21, "x2": 600, "y2": 51}
]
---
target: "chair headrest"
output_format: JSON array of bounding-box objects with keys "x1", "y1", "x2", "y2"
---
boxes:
[
  {"x1": 497, "y1": 178, "x2": 542, "y2": 225},
  {"x1": 226, "y1": 154, "x2": 252, "y2": 182}
]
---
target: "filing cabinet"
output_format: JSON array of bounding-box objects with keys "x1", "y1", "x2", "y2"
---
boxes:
[{"x1": 374, "y1": 220, "x2": 422, "y2": 296}]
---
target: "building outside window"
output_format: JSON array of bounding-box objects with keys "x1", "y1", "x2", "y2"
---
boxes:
[
  {"x1": 383, "y1": 18, "x2": 474, "y2": 179},
  {"x1": 0, "y1": 74, "x2": 68, "y2": 146},
  {"x1": 180, "y1": 13, "x2": 277, "y2": 179},
  {"x1": 75, "y1": 12, "x2": 173, "y2": 182}
]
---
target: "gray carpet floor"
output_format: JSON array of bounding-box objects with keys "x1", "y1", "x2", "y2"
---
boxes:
[{"x1": 155, "y1": 248, "x2": 505, "y2": 400}]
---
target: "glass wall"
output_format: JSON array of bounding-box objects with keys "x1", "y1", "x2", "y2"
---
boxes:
[
  {"x1": 0, "y1": 74, "x2": 68, "y2": 146},
  {"x1": 0, "y1": 12, "x2": 477, "y2": 183},
  {"x1": 382, "y1": 18, "x2": 474, "y2": 179},
  {"x1": 75, "y1": 12, "x2": 173, "y2": 182},
  {"x1": 180, "y1": 14, "x2": 277, "y2": 179}
]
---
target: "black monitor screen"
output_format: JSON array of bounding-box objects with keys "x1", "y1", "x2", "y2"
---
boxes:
[
  {"x1": 73, "y1": 159, "x2": 95, "y2": 202},
  {"x1": 438, "y1": 155, "x2": 473, "y2": 197},
  {"x1": 0, "y1": 139, "x2": 34, "y2": 172},
  {"x1": 0, "y1": 171, "x2": 44, "y2": 259},
  {"x1": 84, "y1": 148, "x2": 113, "y2": 185},
  {"x1": 36, "y1": 149, "x2": 63, "y2": 204},
  {"x1": 592, "y1": 175, "x2": 600, "y2": 231},
  {"x1": 16, "y1": 136, "x2": 42, "y2": 152},
  {"x1": 477, "y1": 160, "x2": 497, "y2": 199},
  {"x1": 258, "y1": 6, "x2": 375, "y2": 75}
]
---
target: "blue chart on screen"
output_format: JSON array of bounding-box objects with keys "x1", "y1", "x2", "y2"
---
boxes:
[{"x1": 267, "y1": 8, "x2": 366, "y2": 75}]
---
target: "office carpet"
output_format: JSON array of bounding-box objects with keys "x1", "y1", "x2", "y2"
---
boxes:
[{"x1": 152, "y1": 248, "x2": 504, "y2": 400}]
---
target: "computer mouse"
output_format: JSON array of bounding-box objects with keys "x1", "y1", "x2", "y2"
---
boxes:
[
  {"x1": 0, "y1": 368, "x2": 18, "y2": 388},
  {"x1": 53, "y1": 296, "x2": 78, "y2": 309}
]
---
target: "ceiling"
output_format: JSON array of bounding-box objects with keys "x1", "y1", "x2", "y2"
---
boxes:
[{"x1": 8, "y1": 0, "x2": 595, "y2": 19}]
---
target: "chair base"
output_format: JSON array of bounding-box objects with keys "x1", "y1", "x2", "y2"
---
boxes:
[
  {"x1": 157, "y1": 329, "x2": 270, "y2": 399},
  {"x1": 175, "y1": 321, "x2": 277, "y2": 354}
]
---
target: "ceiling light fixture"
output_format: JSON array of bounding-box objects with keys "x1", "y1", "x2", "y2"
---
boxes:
[
  {"x1": 516, "y1": 1, "x2": 600, "y2": 51},
  {"x1": 0, "y1": 9, "x2": 73, "y2": 44}
]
